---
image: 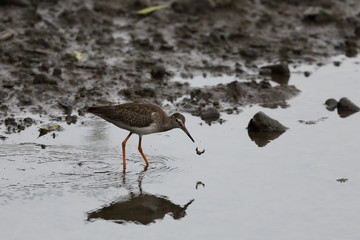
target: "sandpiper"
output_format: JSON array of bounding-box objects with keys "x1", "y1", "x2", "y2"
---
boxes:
[{"x1": 87, "y1": 103, "x2": 194, "y2": 169}]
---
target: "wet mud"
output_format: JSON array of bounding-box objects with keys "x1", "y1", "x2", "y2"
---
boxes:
[{"x1": 1, "y1": 0, "x2": 360, "y2": 131}]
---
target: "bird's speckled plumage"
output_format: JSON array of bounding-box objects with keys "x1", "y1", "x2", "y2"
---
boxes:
[
  {"x1": 87, "y1": 103, "x2": 175, "y2": 134},
  {"x1": 86, "y1": 102, "x2": 194, "y2": 169}
]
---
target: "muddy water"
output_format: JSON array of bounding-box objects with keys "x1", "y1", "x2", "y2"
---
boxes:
[{"x1": 1, "y1": 55, "x2": 360, "y2": 240}]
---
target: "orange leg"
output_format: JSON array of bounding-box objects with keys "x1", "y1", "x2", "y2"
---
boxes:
[
  {"x1": 138, "y1": 135, "x2": 149, "y2": 166},
  {"x1": 122, "y1": 132, "x2": 133, "y2": 169}
]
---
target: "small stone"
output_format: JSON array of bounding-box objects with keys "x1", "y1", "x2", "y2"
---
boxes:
[
  {"x1": 200, "y1": 107, "x2": 220, "y2": 121},
  {"x1": 23, "y1": 117, "x2": 34, "y2": 126},
  {"x1": 324, "y1": 98, "x2": 338, "y2": 111},
  {"x1": 337, "y1": 97, "x2": 360, "y2": 112},
  {"x1": 333, "y1": 61, "x2": 341, "y2": 67},
  {"x1": 41, "y1": 144, "x2": 46, "y2": 149},
  {"x1": 248, "y1": 111, "x2": 287, "y2": 132}
]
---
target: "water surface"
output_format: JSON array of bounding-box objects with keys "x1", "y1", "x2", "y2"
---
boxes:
[{"x1": 1, "y1": 55, "x2": 360, "y2": 240}]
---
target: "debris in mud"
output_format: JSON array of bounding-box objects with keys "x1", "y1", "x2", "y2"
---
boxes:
[
  {"x1": 247, "y1": 111, "x2": 288, "y2": 132},
  {"x1": 38, "y1": 124, "x2": 63, "y2": 137},
  {"x1": 41, "y1": 144, "x2": 46, "y2": 149},
  {"x1": 196, "y1": 147, "x2": 205, "y2": 155},
  {"x1": 0, "y1": 135, "x2": 7, "y2": 140},
  {"x1": 196, "y1": 181, "x2": 205, "y2": 189},
  {"x1": 136, "y1": 4, "x2": 169, "y2": 15},
  {"x1": 336, "y1": 178, "x2": 348, "y2": 183},
  {"x1": 298, "y1": 117, "x2": 327, "y2": 125},
  {"x1": 72, "y1": 51, "x2": 84, "y2": 61}
]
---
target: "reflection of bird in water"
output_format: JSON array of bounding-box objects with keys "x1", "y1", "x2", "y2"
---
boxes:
[
  {"x1": 87, "y1": 103, "x2": 195, "y2": 169},
  {"x1": 87, "y1": 167, "x2": 194, "y2": 225}
]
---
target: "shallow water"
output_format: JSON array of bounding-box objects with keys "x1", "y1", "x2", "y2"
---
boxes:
[{"x1": 1, "y1": 55, "x2": 360, "y2": 240}]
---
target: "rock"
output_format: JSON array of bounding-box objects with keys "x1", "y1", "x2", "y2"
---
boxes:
[
  {"x1": 324, "y1": 98, "x2": 338, "y2": 111},
  {"x1": 247, "y1": 111, "x2": 287, "y2": 132},
  {"x1": 4, "y1": 117, "x2": 16, "y2": 126},
  {"x1": 260, "y1": 63, "x2": 290, "y2": 76},
  {"x1": 337, "y1": 97, "x2": 360, "y2": 112},
  {"x1": 333, "y1": 61, "x2": 341, "y2": 67},
  {"x1": 150, "y1": 65, "x2": 167, "y2": 79},
  {"x1": 0, "y1": 135, "x2": 7, "y2": 140},
  {"x1": 200, "y1": 107, "x2": 220, "y2": 121}
]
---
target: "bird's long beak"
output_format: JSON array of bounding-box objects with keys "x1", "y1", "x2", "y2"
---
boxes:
[{"x1": 181, "y1": 125, "x2": 195, "y2": 142}]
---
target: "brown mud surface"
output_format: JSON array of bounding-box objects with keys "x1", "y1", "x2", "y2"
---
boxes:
[{"x1": 1, "y1": 0, "x2": 359, "y2": 132}]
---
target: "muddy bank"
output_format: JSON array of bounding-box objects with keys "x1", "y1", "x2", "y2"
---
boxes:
[{"x1": 1, "y1": 0, "x2": 360, "y2": 132}]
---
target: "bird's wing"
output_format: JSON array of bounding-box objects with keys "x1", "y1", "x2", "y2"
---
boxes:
[{"x1": 87, "y1": 103, "x2": 162, "y2": 128}]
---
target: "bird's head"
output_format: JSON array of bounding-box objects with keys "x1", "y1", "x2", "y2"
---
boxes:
[{"x1": 171, "y1": 113, "x2": 195, "y2": 142}]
